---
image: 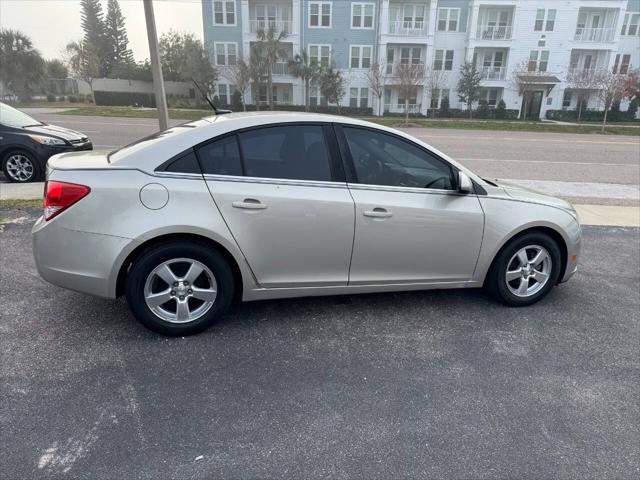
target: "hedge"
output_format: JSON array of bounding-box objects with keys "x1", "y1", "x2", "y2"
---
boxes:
[
  {"x1": 425, "y1": 108, "x2": 520, "y2": 120},
  {"x1": 213, "y1": 102, "x2": 373, "y2": 116},
  {"x1": 94, "y1": 91, "x2": 156, "y2": 107},
  {"x1": 545, "y1": 108, "x2": 639, "y2": 122}
]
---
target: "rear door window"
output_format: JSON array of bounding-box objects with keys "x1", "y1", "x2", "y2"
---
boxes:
[{"x1": 238, "y1": 125, "x2": 332, "y2": 181}]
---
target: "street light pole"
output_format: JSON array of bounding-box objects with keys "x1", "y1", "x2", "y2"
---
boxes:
[{"x1": 143, "y1": 0, "x2": 169, "y2": 131}]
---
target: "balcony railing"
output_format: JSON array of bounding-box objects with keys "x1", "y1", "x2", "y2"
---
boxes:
[
  {"x1": 566, "y1": 68, "x2": 608, "y2": 82},
  {"x1": 272, "y1": 61, "x2": 290, "y2": 76},
  {"x1": 478, "y1": 66, "x2": 506, "y2": 80},
  {"x1": 387, "y1": 20, "x2": 427, "y2": 36},
  {"x1": 385, "y1": 62, "x2": 425, "y2": 76},
  {"x1": 475, "y1": 25, "x2": 513, "y2": 40},
  {"x1": 385, "y1": 103, "x2": 421, "y2": 113},
  {"x1": 249, "y1": 19, "x2": 293, "y2": 35},
  {"x1": 574, "y1": 27, "x2": 614, "y2": 42}
]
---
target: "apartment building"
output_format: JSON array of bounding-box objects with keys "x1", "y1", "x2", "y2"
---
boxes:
[{"x1": 202, "y1": 0, "x2": 640, "y2": 118}]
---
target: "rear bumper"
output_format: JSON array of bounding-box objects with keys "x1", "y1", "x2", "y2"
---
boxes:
[{"x1": 32, "y1": 215, "x2": 131, "y2": 298}]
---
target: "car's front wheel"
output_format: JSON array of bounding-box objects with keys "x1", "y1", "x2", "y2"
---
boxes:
[
  {"x1": 2, "y1": 150, "x2": 41, "y2": 183},
  {"x1": 486, "y1": 232, "x2": 562, "y2": 306},
  {"x1": 125, "y1": 241, "x2": 234, "y2": 335}
]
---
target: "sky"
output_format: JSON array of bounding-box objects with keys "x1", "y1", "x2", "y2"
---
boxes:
[{"x1": 0, "y1": 0, "x2": 204, "y2": 62}]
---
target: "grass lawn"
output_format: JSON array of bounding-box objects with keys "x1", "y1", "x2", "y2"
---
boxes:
[{"x1": 54, "y1": 106, "x2": 640, "y2": 136}]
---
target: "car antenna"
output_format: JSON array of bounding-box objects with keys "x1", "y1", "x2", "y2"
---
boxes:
[{"x1": 192, "y1": 78, "x2": 232, "y2": 115}]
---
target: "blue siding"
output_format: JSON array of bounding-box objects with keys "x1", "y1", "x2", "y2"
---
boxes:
[
  {"x1": 302, "y1": 1, "x2": 380, "y2": 68},
  {"x1": 202, "y1": 0, "x2": 245, "y2": 58},
  {"x1": 628, "y1": 0, "x2": 640, "y2": 12}
]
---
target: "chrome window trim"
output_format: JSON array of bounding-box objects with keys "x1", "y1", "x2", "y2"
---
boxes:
[
  {"x1": 347, "y1": 182, "x2": 467, "y2": 196},
  {"x1": 202, "y1": 173, "x2": 349, "y2": 189},
  {"x1": 154, "y1": 171, "x2": 204, "y2": 181}
]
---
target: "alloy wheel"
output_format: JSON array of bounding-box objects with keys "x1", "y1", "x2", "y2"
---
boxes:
[
  {"x1": 505, "y1": 245, "x2": 552, "y2": 297},
  {"x1": 5, "y1": 154, "x2": 35, "y2": 182},
  {"x1": 144, "y1": 258, "x2": 218, "y2": 323}
]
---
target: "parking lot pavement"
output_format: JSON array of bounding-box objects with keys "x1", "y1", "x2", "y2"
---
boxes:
[{"x1": 1, "y1": 206, "x2": 638, "y2": 479}]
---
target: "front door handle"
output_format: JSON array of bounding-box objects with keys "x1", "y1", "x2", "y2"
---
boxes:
[
  {"x1": 232, "y1": 199, "x2": 267, "y2": 210},
  {"x1": 363, "y1": 207, "x2": 392, "y2": 218}
]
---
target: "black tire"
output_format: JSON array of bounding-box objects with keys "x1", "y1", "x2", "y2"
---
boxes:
[
  {"x1": 486, "y1": 232, "x2": 562, "y2": 307},
  {"x1": 2, "y1": 150, "x2": 42, "y2": 183},
  {"x1": 125, "y1": 241, "x2": 234, "y2": 336}
]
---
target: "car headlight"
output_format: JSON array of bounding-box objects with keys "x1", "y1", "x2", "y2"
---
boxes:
[{"x1": 29, "y1": 135, "x2": 66, "y2": 146}]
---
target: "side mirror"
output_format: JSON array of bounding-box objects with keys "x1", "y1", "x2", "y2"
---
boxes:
[{"x1": 458, "y1": 171, "x2": 474, "y2": 194}]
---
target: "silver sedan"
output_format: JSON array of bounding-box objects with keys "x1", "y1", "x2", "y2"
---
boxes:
[{"x1": 32, "y1": 113, "x2": 581, "y2": 335}]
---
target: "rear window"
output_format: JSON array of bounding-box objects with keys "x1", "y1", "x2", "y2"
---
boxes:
[{"x1": 108, "y1": 120, "x2": 209, "y2": 163}]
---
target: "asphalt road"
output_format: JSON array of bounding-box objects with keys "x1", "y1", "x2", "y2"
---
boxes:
[
  {"x1": 24, "y1": 110, "x2": 640, "y2": 187},
  {"x1": 1, "y1": 206, "x2": 639, "y2": 479}
]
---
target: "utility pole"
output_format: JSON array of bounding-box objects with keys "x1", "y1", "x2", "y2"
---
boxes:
[{"x1": 143, "y1": 0, "x2": 169, "y2": 131}]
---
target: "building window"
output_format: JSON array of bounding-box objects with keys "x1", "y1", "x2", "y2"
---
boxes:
[
  {"x1": 215, "y1": 42, "x2": 237, "y2": 65},
  {"x1": 217, "y1": 84, "x2": 234, "y2": 105},
  {"x1": 479, "y1": 88, "x2": 500, "y2": 107},
  {"x1": 310, "y1": 84, "x2": 327, "y2": 106},
  {"x1": 213, "y1": 1, "x2": 236, "y2": 25},
  {"x1": 309, "y1": 2, "x2": 332, "y2": 28},
  {"x1": 430, "y1": 88, "x2": 449, "y2": 109},
  {"x1": 352, "y1": 2, "x2": 374, "y2": 29},
  {"x1": 437, "y1": 8, "x2": 460, "y2": 32},
  {"x1": 308, "y1": 44, "x2": 331, "y2": 67},
  {"x1": 398, "y1": 87, "x2": 418, "y2": 107},
  {"x1": 622, "y1": 13, "x2": 640, "y2": 35},
  {"x1": 620, "y1": 54, "x2": 631, "y2": 74},
  {"x1": 399, "y1": 47, "x2": 422, "y2": 65},
  {"x1": 350, "y1": 87, "x2": 369, "y2": 108},
  {"x1": 528, "y1": 50, "x2": 549, "y2": 72},
  {"x1": 534, "y1": 9, "x2": 556, "y2": 32},
  {"x1": 562, "y1": 90, "x2": 572, "y2": 108},
  {"x1": 434, "y1": 50, "x2": 454, "y2": 71},
  {"x1": 350, "y1": 45, "x2": 372, "y2": 69}
]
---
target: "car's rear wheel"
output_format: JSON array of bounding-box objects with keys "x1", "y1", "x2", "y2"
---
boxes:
[
  {"x1": 125, "y1": 241, "x2": 234, "y2": 335},
  {"x1": 486, "y1": 232, "x2": 562, "y2": 306},
  {"x1": 2, "y1": 150, "x2": 41, "y2": 183}
]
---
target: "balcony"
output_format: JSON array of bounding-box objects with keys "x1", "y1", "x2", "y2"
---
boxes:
[
  {"x1": 385, "y1": 62, "x2": 426, "y2": 76},
  {"x1": 271, "y1": 61, "x2": 291, "y2": 76},
  {"x1": 475, "y1": 25, "x2": 513, "y2": 40},
  {"x1": 478, "y1": 66, "x2": 506, "y2": 80},
  {"x1": 566, "y1": 68, "x2": 608, "y2": 83},
  {"x1": 385, "y1": 103, "x2": 421, "y2": 113},
  {"x1": 249, "y1": 19, "x2": 293, "y2": 35},
  {"x1": 387, "y1": 20, "x2": 427, "y2": 36},
  {"x1": 574, "y1": 27, "x2": 615, "y2": 43}
]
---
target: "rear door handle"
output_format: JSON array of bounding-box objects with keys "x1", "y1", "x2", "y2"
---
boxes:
[
  {"x1": 232, "y1": 199, "x2": 267, "y2": 210},
  {"x1": 363, "y1": 207, "x2": 393, "y2": 218}
]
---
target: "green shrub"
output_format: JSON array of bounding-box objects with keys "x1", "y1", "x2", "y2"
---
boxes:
[
  {"x1": 494, "y1": 99, "x2": 507, "y2": 119},
  {"x1": 439, "y1": 96, "x2": 450, "y2": 117},
  {"x1": 46, "y1": 94, "x2": 56, "y2": 102},
  {"x1": 68, "y1": 95, "x2": 78, "y2": 103},
  {"x1": 93, "y1": 91, "x2": 156, "y2": 107},
  {"x1": 476, "y1": 100, "x2": 490, "y2": 119},
  {"x1": 231, "y1": 90, "x2": 243, "y2": 111}
]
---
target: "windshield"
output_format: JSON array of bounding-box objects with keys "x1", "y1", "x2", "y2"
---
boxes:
[{"x1": 0, "y1": 103, "x2": 41, "y2": 128}]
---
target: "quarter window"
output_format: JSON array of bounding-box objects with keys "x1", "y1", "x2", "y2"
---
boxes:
[
  {"x1": 239, "y1": 125, "x2": 332, "y2": 181},
  {"x1": 213, "y1": 1, "x2": 236, "y2": 25},
  {"x1": 343, "y1": 127, "x2": 454, "y2": 190},
  {"x1": 309, "y1": 1, "x2": 332, "y2": 27},
  {"x1": 196, "y1": 135, "x2": 243, "y2": 176}
]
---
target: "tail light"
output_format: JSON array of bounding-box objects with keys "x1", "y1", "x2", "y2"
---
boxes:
[{"x1": 44, "y1": 181, "x2": 91, "y2": 221}]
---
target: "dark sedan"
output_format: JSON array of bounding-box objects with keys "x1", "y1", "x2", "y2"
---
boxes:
[{"x1": 0, "y1": 102, "x2": 93, "y2": 182}]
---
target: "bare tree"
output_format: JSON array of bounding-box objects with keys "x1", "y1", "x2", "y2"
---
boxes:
[
  {"x1": 395, "y1": 62, "x2": 425, "y2": 125},
  {"x1": 592, "y1": 70, "x2": 636, "y2": 132},
  {"x1": 566, "y1": 69, "x2": 600, "y2": 122},
  {"x1": 363, "y1": 63, "x2": 385, "y2": 116},
  {"x1": 223, "y1": 56, "x2": 251, "y2": 111},
  {"x1": 66, "y1": 39, "x2": 100, "y2": 104},
  {"x1": 425, "y1": 66, "x2": 446, "y2": 118}
]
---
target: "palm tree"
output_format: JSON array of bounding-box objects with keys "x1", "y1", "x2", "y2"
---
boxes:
[
  {"x1": 254, "y1": 26, "x2": 287, "y2": 110},
  {"x1": 288, "y1": 50, "x2": 319, "y2": 112}
]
